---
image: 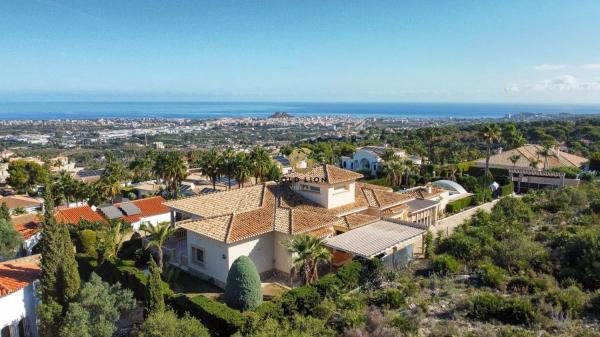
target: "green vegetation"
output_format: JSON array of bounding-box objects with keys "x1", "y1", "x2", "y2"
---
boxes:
[
  {"x1": 225, "y1": 256, "x2": 263, "y2": 311},
  {"x1": 284, "y1": 234, "x2": 331, "y2": 285},
  {"x1": 145, "y1": 258, "x2": 165, "y2": 315},
  {"x1": 134, "y1": 310, "x2": 210, "y2": 337},
  {"x1": 0, "y1": 218, "x2": 23, "y2": 259}
]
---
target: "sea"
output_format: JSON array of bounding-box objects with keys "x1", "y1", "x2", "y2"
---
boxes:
[{"x1": 0, "y1": 102, "x2": 599, "y2": 120}]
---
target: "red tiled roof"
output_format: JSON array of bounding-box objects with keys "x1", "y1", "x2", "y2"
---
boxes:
[
  {"x1": 116, "y1": 196, "x2": 170, "y2": 223},
  {"x1": 0, "y1": 195, "x2": 42, "y2": 209},
  {"x1": 11, "y1": 214, "x2": 42, "y2": 240},
  {"x1": 55, "y1": 205, "x2": 105, "y2": 225},
  {"x1": 0, "y1": 259, "x2": 40, "y2": 297}
]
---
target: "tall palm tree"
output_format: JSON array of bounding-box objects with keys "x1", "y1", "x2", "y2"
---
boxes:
[
  {"x1": 382, "y1": 160, "x2": 403, "y2": 187},
  {"x1": 233, "y1": 152, "x2": 253, "y2": 188},
  {"x1": 380, "y1": 148, "x2": 397, "y2": 162},
  {"x1": 403, "y1": 160, "x2": 416, "y2": 186},
  {"x1": 283, "y1": 234, "x2": 331, "y2": 285},
  {"x1": 154, "y1": 151, "x2": 187, "y2": 199},
  {"x1": 54, "y1": 170, "x2": 76, "y2": 206},
  {"x1": 100, "y1": 159, "x2": 129, "y2": 203},
  {"x1": 478, "y1": 123, "x2": 502, "y2": 174},
  {"x1": 509, "y1": 154, "x2": 521, "y2": 169},
  {"x1": 250, "y1": 147, "x2": 272, "y2": 183},
  {"x1": 140, "y1": 221, "x2": 176, "y2": 269},
  {"x1": 220, "y1": 147, "x2": 236, "y2": 190},
  {"x1": 537, "y1": 144, "x2": 553, "y2": 170},
  {"x1": 198, "y1": 148, "x2": 222, "y2": 190}
]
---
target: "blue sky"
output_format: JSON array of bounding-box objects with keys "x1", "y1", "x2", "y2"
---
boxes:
[{"x1": 1, "y1": 0, "x2": 600, "y2": 103}]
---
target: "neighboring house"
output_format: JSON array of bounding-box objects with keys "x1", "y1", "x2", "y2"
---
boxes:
[
  {"x1": 340, "y1": 146, "x2": 421, "y2": 176},
  {"x1": 11, "y1": 214, "x2": 42, "y2": 256},
  {"x1": 0, "y1": 255, "x2": 40, "y2": 337},
  {"x1": 72, "y1": 169, "x2": 104, "y2": 184},
  {"x1": 273, "y1": 155, "x2": 293, "y2": 174},
  {"x1": 474, "y1": 144, "x2": 588, "y2": 170},
  {"x1": 132, "y1": 181, "x2": 165, "y2": 198},
  {"x1": 0, "y1": 195, "x2": 43, "y2": 215},
  {"x1": 164, "y1": 164, "x2": 449, "y2": 288},
  {"x1": 55, "y1": 205, "x2": 106, "y2": 225},
  {"x1": 100, "y1": 196, "x2": 171, "y2": 230}
]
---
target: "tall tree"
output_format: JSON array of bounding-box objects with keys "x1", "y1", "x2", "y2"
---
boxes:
[
  {"x1": 145, "y1": 258, "x2": 165, "y2": 315},
  {"x1": 130, "y1": 150, "x2": 157, "y2": 183},
  {"x1": 233, "y1": 152, "x2": 253, "y2": 188},
  {"x1": 220, "y1": 147, "x2": 236, "y2": 190},
  {"x1": 140, "y1": 221, "x2": 175, "y2": 269},
  {"x1": 197, "y1": 148, "x2": 222, "y2": 190},
  {"x1": 0, "y1": 202, "x2": 10, "y2": 221},
  {"x1": 99, "y1": 159, "x2": 128, "y2": 203},
  {"x1": 7, "y1": 159, "x2": 48, "y2": 193},
  {"x1": 0, "y1": 218, "x2": 23, "y2": 260},
  {"x1": 153, "y1": 151, "x2": 187, "y2": 199},
  {"x1": 422, "y1": 128, "x2": 438, "y2": 164},
  {"x1": 249, "y1": 147, "x2": 272, "y2": 183},
  {"x1": 478, "y1": 123, "x2": 502, "y2": 174}
]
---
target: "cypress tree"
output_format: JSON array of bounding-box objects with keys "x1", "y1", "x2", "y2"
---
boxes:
[
  {"x1": 0, "y1": 202, "x2": 10, "y2": 221},
  {"x1": 58, "y1": 211, "x2": 80, "y2": 305},
  {"x1": 145, "y1": 258, "x2": 165, "y2": 315},
  {"x1": 224, "y1": 256, "x2": 262, "y2": 311}
]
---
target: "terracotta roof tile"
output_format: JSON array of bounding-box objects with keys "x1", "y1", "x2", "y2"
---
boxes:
[
  {"x1": 11, "y1": 214, "x2": 42, "y2": 240},
  {"x1": 116, "y1": 196, "x2": 170, "y2": 223},
  {"x1": 55, "y1": 205, "x2": 105, "y2": 225},
  {"x1": 0, "y1": 259, "x2": 40, "y2": 297},
  {"x1": 0, "y1": 195, "x2": 42, "y2": 209},
  {"x1": 285, "y1": 164, "x2": 363, "y2": 184}
]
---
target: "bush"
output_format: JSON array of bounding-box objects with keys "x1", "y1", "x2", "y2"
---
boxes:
[
  {"x1": 281, "y1": 286, "x2": 322, "y2": 316},
  {"x1": 135, "y1": 310, "x2": 210, "y2": 337},
  {"x1": 500, "y1": 182, "x2": 514, "y2": 197},
  {"x1": 224, "y1": 256, "x2": 262, "y2": 311},
  {"x1": 368, "y1": 288, "x2": 405, "y2": 309},
  {"x1": 467, "y1": 292, "x2": 537, "y2": 326},
  {"x1": 169, "y1": 294, "x2": 246, "y2": 336},
  {"x1": 314, "y1": 273, "x2": 342, "y2": 299},
  {"x1": 478, "y1": 263, "x2": 507, "y2": 289},
  {"x1": 335, "y1": 260, "x2": 362, "y2": 290},
  {"x1": 445, "y1": 196, "x2": 473, "y2": 213},
  {"x1": 433, "y1": 254, "x2": 461, "y2": 275},
  {"x1": 542, "y1": 285, "x2": 587, "y2": 318},
  {"x1": 78, "y1": 229, "x2": 97, "y2": 258},
  {"x1": 588, "y1": 290, "x2": 600, "y2": 318},
  {"x1": 497, "y1": 327, "x2": 535, "y2": 337}
]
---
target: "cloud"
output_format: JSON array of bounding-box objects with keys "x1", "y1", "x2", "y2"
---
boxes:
[
  {"x1": 533, "y1": 64, "x2": 567, "y2": 71},
  {"x1": 506, "y1": 75, "x2": 600, "y2": 92},
  {"x1": 583, "y1": 64, "x2": 600, "y2": 69}
]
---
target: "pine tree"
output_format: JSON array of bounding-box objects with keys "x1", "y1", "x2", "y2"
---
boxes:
[
  {"x1": 0, "y1": 202, "x2": 10, "y2": 221},
  {"x1": 145, "y1": 258, "x2": 165, "y2": 315},
  {"x1": 224, "y1": 256, "x2": 262, "y2": 311}
]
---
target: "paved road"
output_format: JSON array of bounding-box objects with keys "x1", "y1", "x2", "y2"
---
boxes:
[{"x1": 432, "y1": 199, "x2": 499, "y2": 236}]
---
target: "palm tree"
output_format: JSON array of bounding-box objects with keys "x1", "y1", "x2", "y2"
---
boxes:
[
  {"x1": 220, "y1": 148, "x2": 236, "y2": 190},
  {"x1": 382, "y1": 160, "x2": 403, "y2": 187},
  {"x1": 529, "y1": 158, "x2": 541, "y2": 170},
  {"x1": 403, "y1": 160, "x2": 416, "y2": 186},
  {"x1": 509, "y1": 154, "x2": 521, "y2": 169},
  {"x1": 283, "y1": 234, "x2": 331, "y2": 285},
  {"x1": 54, "y1": 170, "x2": 76, "y2": 206},
  {"x1": 100, "y1": 159, "x2": 129, "y2": 203},
  {"x1": 250, "y1": 147, "x2": 272, "y2": 183},
  {"x1": 380, "y1": 148, "x2": 397, "y2": 162},
  {"x1": 140, "y1": 221, "x2": 176, "y2": 269},
  {"x1": 99, "y1": 220, "x2": 131, "y2": 260},
  {"x1": 233, "y1": 152, "x2": 253, "y2": 188},
  {"x1": 198, "y1": 148, "x2": 222, "y2": 190},
  {"x1": 154, "y1": 151, "x2": 187, "y2": 198},
  {"x1": 478, "y1": 123, "x2": 502, "y2": 174},
  {"x1": 537, "y1": 144, "x2": 553, "y2": 170}
]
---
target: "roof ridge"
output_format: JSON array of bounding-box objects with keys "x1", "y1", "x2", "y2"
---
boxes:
[{"x1": 224, "y1": 214, "x2": 235, "y2": 243}]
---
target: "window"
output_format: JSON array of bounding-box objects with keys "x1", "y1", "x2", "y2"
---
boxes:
[
  {"x1": 333, "y1": 184, "x2": 349, "y2": 194},
  {"x1": 192, "y1": 246, "x2": 205, "y2": 266},
  {"x1": 300, "y1": 184, "x2": 320, "y2": 193}
]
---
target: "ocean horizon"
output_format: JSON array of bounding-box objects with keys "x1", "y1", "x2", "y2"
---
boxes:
[{"x1": 0, "y1": 101, "x2": 599, "y2": 120}]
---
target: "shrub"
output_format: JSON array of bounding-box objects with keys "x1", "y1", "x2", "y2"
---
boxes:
[
  {"x1": 254, "y1": 300, "x2": 284, "y2": 322},
  {"x1": 424, "y1": 230, "x2": 434, "y2": 259},
  {"x1": 169, "y1": 294, "x2": 246, "y2": 336},
  {"x1": 78, "y1": 229, "x2": 97, "y2": 258},
  {"x1": 478, "y1": 263, "x2": 507, "y2": 289},
  {"x1": 467, "y1": 292, "x2": 537, "y2": 326},
  {"x1": 543, "y1": 285, "x2": 587, "y2": 318},
  {"x1": 497, "y1": 327, "x2": 535, "y2": 337},
  {"x1": 437, "y1": 232, "x2": 481, "y2": 261},
  {"x1": 281, "y1": 286, "x2": 322, "y2": 316},
  {"x1": 224, "y1": 256, "x2": 262, "y2": 311},
  {"x1": 500, "y1": 182, "x2": 514, "y2": 197},
  {"x1": 433, "y1": 254, "x2": 461, "y2": 275},
  {"x1": 314, "y1": 273, "x2": 342, "y2": 299},
  {"x1": 135, "y1": 310, "x2": 210, "y2": 337},
  {"x1": 369, "y1": 288, "x2": 405, "y2": 309},
  {"x1": 445, "y1": 196, "x2": 473, "y2": 213},
  {"x1": 335, "y1": 260, "x2": 362, "y2": 290}
]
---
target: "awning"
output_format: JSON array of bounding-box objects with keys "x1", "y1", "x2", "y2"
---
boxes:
[{"x1": 325, "y1": 219, "x2": 425, "y2": 258}]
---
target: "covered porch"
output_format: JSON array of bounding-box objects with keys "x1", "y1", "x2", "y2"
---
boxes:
[{"x1": 325, "y1": 219, "x2": 425, "y2": 270}]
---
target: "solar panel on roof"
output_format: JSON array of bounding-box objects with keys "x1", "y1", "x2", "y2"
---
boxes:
[
  {"x1": 78, "y1": 169, "x2": 104, "y2": 177},
  {"x1": 119, "y1": 203, "x2": 141, "y2": 216},
  {"x1": 99, "y1": 206, "x2": 124, "y2": 219}
]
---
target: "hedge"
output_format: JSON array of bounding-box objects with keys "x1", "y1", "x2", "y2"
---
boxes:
[
  {"x1": 76, "y1": 254, "x2": 245, "y2": 336},
  {"x1": 169, "y1": 294, "x2": 247, "y2": 336},
  {"x1": 446, "y1": 195, "x2": 473, "y2": 213},
  {"x1": 500, "y1": 182, "x2": 514, "y2": 197}
]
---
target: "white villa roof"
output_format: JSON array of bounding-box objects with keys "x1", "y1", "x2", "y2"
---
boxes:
[{"x1": 325, "y1": 219, "x2": 424, "y2": 258}]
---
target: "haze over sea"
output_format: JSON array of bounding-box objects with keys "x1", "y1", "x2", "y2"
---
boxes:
[{"x1": 0, "y1": 102, "x2": 599, "y2": 121}]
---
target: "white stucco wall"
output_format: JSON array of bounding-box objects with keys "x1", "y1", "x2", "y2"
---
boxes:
[
  {"x1": 186, "y1": 231, "x2": 230, "y2": 287},
  {"x1": 273, "y1": 232, "x2": 293, "y2": 274},
  {"x1": 227, "y1": 233, "x2": 274, "y2": 275},
  {"x1": 0, "y1": 284, "x2": 38, "y2": 337},
  {"x1": 293, "y1": 181, "x2": 327, "y2": 206},
  {"x1": 325, "y1": 182, "x2": 355, "y2": 209},
  {"x1": 133, "y1": 213, "x2": 171, "y2": 230}
]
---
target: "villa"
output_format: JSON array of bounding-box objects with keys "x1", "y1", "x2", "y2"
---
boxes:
[
  {"x1": 340, "y1": 146, "x2": 421, "y2": 176},
  {"x1": 0, "y1": 255, "x2": 40, "y2": 337},
  {"x1": 474, "y1": 144, "x2": 588, "y2": 171},
  {"x1": 163, "y1": 165, "x2": 448, "y2": 288}
]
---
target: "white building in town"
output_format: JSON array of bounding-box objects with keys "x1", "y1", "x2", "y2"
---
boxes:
[{"x1": 340, "y1": 146, "x2": 421, "y2": 176}]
